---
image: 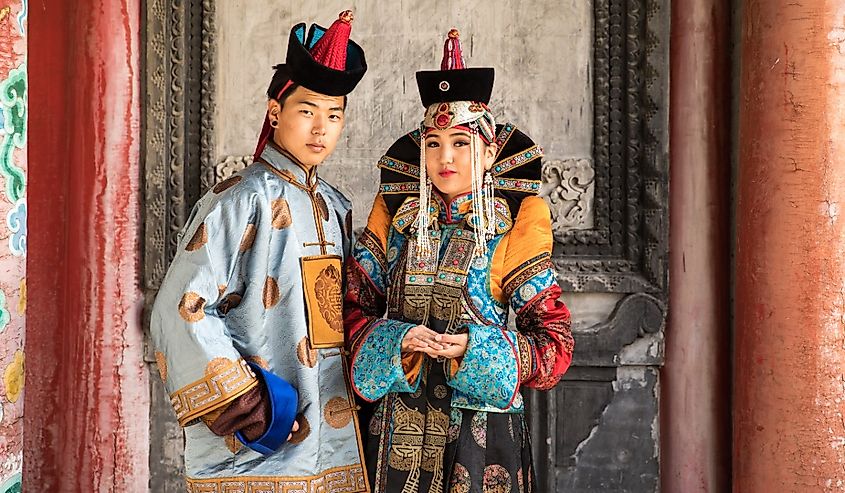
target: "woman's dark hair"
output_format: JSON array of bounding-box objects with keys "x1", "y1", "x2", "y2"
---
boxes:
[{"x1": 266, "y1": 64, "x2": 347, "y2": 109}]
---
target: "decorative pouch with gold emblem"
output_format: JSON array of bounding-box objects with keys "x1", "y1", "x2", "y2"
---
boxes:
[{"x1": 301, "y1": 254, "x2": 345, "y2": 348}]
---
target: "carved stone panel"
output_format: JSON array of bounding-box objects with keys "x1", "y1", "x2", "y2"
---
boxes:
[{"x1": 540, "y1": 158, "x2": 596, "y2": 236}]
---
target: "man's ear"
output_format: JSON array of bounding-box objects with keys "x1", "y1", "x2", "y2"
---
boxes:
[{"x1": 267, "y1": 99, "x2": 282, "y2": 118}]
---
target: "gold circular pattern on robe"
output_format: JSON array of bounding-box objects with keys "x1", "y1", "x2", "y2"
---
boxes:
[
  {"x1": 296, "y1": 337, "x2": 319, "y2": 368},
  {"x1": 324, "y1": 396, "x2": 353, "y2": 429},
  {"x1": 247, "y1": 355, "x2": 271, "y2": 370},
  {"x1": 434, "y1": 384, "x2": 448, "y2": 400},
  {"x1": 450, "y1": 463, "x2": 471, "y2": 493},
  {"x1": 288, "y1": 413, "x2": 311, "y2": 445},
  {"x1": 212, "y1": 175, "x2": 242, "y2": 194},
  {"x1": 271, "y1": 198, "x2": 292, "y2": 229},
  {"x1": 155, "y1": 351, "x2": 168, "y2": 381},
  {"x1": 185, "y1": 222, "x2": 208, "y2": 251},
  {"x1": 225, "y1": 434, "x2": 243, "y2": 454},
  {"x1": 218, "y1": 293, "x2": 242, "y2": 315},
  {"x1": 447, "y1": 407, "x2": 462, "y2": 443},
  {"x1": 315, "y1": 192, "x2": 330, "y2": 222},
  {"x1": 482, "y1": 464, "x2": 512, "y2": 493},
  {"x1": 239, "y1": 224, "x2": 257, "y2": 252},
  {"x1": 471, "y1": 412, "x2": 487, "y2": 448},
  {"x1": 178, "y1": 292, "x2": 206, "y2": 322},
  {"x1": 205, "y1": 357, "x2": 233, "y2": 376},
  {"x1": 314, "y1": 263, "x2": 343, "y2": 333},
  {"x1": 263, "y1": 276, "x2": 280, "y2": 309}
]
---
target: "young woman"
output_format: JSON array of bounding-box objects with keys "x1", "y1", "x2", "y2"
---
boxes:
[{"x1": 344, "y1": 30, "x2": 574, "y2": 493}]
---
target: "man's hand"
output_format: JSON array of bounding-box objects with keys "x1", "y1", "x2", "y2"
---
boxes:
[{"x1": 287, "y1": 419, "x2": 300, "y2": 441}]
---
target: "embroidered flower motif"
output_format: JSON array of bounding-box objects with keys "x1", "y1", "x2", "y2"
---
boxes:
[
  {"x1": 185, "y1": 222, "x2": 207, "y2": 251},
  {"x1": 239, "y1": 224, "x2": 256, "y2": 252},
  {"x1": 315, "y1": 192, "x2": 330, "y2": 222},
  {"x1": 263, "y1": 276, "x2": 280, "y2": 308},
  {"x1": 449, "y1": 462, "x2": 471, "y2": 493},
  {"x1": 447, "y1": 407, "x2": 463, "y2": 443},
  {"x1": 178, "y1": 292, "x2": 206, "y2": 322},
  {"x1": 212, "y1": 175, "x2": 242, "y2": 194},
  {"x1": 155, "y1": 351, "x2": 168, "y2": 381},
  {"x1": 288, "y1": 413, "x2": 311, "y2": 444},
  {"x1": 296, "y1": 337, "x2": 318, "y2": 368},
  {"x1": 271, "y1": 198, "x2": 292, "y2": 229},
  {"x1": 483, "y1": 464, "x2": 511, "y2": 493},
  {"x1": 324, "y1": 396, "x2": 353, "y2": 429},
  {"x1": 471, "y1": 412, "x2": 487, "y2": 448}
]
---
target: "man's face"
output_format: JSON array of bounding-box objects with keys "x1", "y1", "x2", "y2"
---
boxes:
[{"x1": 269, "y1": 86, "x2": 346, "y2": 169}]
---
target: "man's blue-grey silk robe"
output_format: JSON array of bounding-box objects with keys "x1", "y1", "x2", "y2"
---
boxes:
[{"x1": 151, "y1": 143, "x2": 368, "y2": 492}]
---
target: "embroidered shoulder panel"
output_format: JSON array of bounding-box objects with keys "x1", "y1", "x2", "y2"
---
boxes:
[
  {"x1": 464, "y1": 197, "x2": 513, "y2": 236},
  {"x1": 492, "y1": 144, "x2": 544, "y2": 177},
  {"x1": 377, "y1": 155, "x2": 420, "y2": 179},
  {"x1": 391, "y1": 196, "x2": 440, "y2": 235},
  {"x1": 352, "y1": 228, "x2": 389, "y2": 293},
  {"x1": 502, "y1": 252, "x2": 554, "y2": 301}
]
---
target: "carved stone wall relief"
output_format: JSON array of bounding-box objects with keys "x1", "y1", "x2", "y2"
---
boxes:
[{"x1": 539, "y1": 158, "x2": 596, "y2": 236}]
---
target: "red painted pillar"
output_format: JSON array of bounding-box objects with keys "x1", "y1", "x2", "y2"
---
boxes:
[
  {"x1": 25, "y1": 0, "x2": 149, "y2": 490},
  {"x1": 735, "y1": 2, "x2": 845, "y2": 491},
  {"x1": 662, "y1": 1, "x2": 731, "y2": 491},
  {"x1": 0, "y1": 2, "x2": 27, "y2": 491}
]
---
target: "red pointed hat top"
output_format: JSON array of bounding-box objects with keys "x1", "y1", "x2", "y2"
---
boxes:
[
  {"x1": 441, "y1": 28, "x2": 466, "y2": 70},
  {"x1": 309, "y1": 10, "x2": 354, "y2": 71}
]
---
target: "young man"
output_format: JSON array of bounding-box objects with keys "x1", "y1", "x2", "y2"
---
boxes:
[{"x1": 151, "y1": 11, "x2": 370, "y2": 492}]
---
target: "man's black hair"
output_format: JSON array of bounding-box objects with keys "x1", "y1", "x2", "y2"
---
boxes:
[{"x1": 267, "y1": 64, "x2": 347, "y2": 109}]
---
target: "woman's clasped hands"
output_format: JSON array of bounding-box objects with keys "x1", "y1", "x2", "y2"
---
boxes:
[{"x1": 400, "y1": 325, "x2": 468, "y2": 359}]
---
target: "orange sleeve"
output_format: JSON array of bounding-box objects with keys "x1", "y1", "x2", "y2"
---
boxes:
[
  {"x1": 503, "y1": 196, "x2": 553, "y2": 273},
  {"x1": 490, "y1": 196, "x2": 554, "y2": 302},
  {"x1": 364, "y1": 194, "x2": 391, "y2": 251}
]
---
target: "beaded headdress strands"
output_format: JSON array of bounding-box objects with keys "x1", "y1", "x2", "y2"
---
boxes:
[{"x1": 415, "y1": 29, "x2": 497, "y2": 259}]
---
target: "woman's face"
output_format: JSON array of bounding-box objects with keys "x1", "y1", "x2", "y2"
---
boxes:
[{"x1": 424, "y1": 128, "x2": 497, "y2": 202}]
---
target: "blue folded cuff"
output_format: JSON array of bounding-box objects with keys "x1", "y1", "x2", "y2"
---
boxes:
[
  {"x1": 235, "y1": 363, "x2": 298, "y2": 455},
  {"x1": 448, "y1": 324, "x2": 520, "y2": 409},
  {"x1": 351, "y1": 319, "x2": 419, "y2": 401}
]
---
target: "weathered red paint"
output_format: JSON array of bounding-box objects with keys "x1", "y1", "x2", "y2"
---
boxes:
[
  {"x1": 25, "y1": 0, "x2": 149, "y2": 490},
  {"x1": 735, "y1": 1, "x2": 845, "y2": 490},
  {"x1": 662, "y1": 1, "x2": 731, "y2": 491}
]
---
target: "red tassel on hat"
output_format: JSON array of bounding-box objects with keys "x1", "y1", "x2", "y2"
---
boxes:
[
  {"x1": 309, "y1": 10, "x2": 354, "y2": 71},
  {"x1": 441, "y1": 28, "x2": 465, "y2": 70}
]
